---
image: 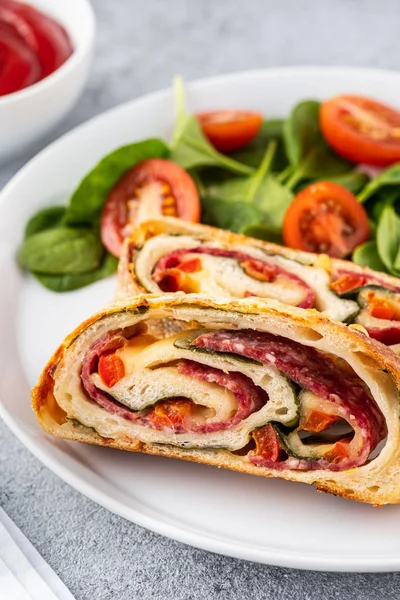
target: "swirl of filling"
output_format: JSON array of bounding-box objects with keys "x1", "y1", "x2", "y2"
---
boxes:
[
  {"x1": 193, "y1": 330, "x2": 387, "y2": 471},
  {"x1": 152, "y1": 247, "x2": 315, "y2": 308},
  {"x1": 78, "y1": 327, "x2": 387, "y2": 472}
]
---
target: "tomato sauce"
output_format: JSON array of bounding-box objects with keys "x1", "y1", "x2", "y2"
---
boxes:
[{"x1": 0, "y1": 0, "x2": 73, "y2": 97}]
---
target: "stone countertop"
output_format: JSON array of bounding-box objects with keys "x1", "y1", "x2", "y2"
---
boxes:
[{"x1": 1, "y1": 0, "x2": 400, "y2": 598}]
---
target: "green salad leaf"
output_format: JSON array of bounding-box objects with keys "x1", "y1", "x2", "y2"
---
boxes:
[
  {"x1": 254, "y1": 176, "x2": 293, "y2": 229},
  {"x1": 369, "y1": 187, "x2": 400, "y2": 224},
  {"x1": 376, "y1": 205, "x2": 400, "y2": 275},
  {"x1": 18, "y1": 228, "x2": 104, "y2": 275},
  {"x1": 201, "y1": 196, "x2": 263, "y2": 233},
  {"x1": 24, "y1": 206, "x2": 66, "y2": 239},
  {"x1": 169, "y1": 76, "x2": 253, "y2": 176},
  {"x1": 230, "y1": 119, "x2": 289, "y2": 171},
  {"x1": 34, "y1": 252, "x2": 118, "y2": 293},
  {"x1": 204, "y1": 140, "x2": 294, "y2": 230},
  {"x1": 205, "y1": 140, "x2": 277, "y2": 203},
  {"x1": 358, "y1": 163, "x2": 400, "y2": 203},
  {"x1": 295, "y1": 171, "x2": 369, "y2": 195},
  {"x1": 283, "y1": 100, "x2": 352, "y2": 189},
  {"x1": 284, "y1": 100, "x2": 321, "y2": 166},
  {"x1": 65, "y1": 138, "x2": 169, "y2": 225},
  {"x1": 352, "y1": 241, "x2": 387, "y2": 272},
  {"x1": 241, "y1": 223, "x2": 283, "y2": 244}
]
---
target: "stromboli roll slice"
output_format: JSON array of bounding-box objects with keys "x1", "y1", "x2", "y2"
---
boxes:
[
  {"x1": 118, "y1": 218, "x2": 400, "y2": 347},
  {"x1": 33, "y1": 294, "x2": 400, "y2": 505}
]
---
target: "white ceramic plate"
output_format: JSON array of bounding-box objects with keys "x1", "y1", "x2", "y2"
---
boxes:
[{"x1": 2, "y1": 67, "x2": 400, "y2": 572}]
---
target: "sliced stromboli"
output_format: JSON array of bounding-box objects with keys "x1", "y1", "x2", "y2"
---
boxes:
[
  {"x1": 117, "y1": 218, "x2": 400, "y2": 347},
  {"x1": 33, "y1": 294, "x2": 400, "y2": 505}
]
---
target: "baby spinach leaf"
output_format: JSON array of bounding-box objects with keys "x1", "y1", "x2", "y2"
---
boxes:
[
  {"x1": 230, "y1": 119, "x2": 289, "y2": 171},
  {"x1": 24, "y1": 206, "x2": 66, "y2": 239},
  {"x1": 189, "y1": 167, "x2": 234, "y2": 196},
  {"x1": 316, "y1": 171, "x2": 369, "y2": 195},
  {"x1": 203, "y1": 141, "x2": 293, "y2": 230},
  {"x1": 283, "y1": 100, "x2": 352, "y2": 189},
  {"x1": 201, "y1": 196, "x2": 263, "y2": 233},
  {"x1": 169, "y1": 76, "x2": 253, "y2": 176},
  {"x1": 34, "y1": 252, "x2": 118, "y2": 293},
  {"x1": 376, "y1": 205, "x2": 400, "y2": 274},
  {"x1": 65, "y1": 138, "x2": 169, "y2": 225},
  {"x1": 296, "y1": 171, "x2": 369, "y2": 195},
  {"x1": 358, "y1": 163, "x2": 400, "y2": 203},
  {"x1": 253, "y1": 176, "x2": 293, "y2": 229},
  {"x1": 295, "y1": 144, "x2": 352, "y2": 180},
  {"x1": 284, "y1": 100, "x2": 321, "y2": 166},
  {"x1": 18, "y1": 228, "x2": 104, "y2": 275},
  {"x1": 394, "y1": 249, "x2": 400, "y2": 272},
  {"x1": 368, "y1": 218, "x2": 377, "y2": 240},
  {"x1": 241, "y1": 223, "x2": 284, "y2": 245},
  {"x1": 370, "y1": 188, "x2": 400, "y2": 224},
  {"x1": 352, "y1": 241, "x2": 387, "y2": 273},
  {"x1": 205, "y1": 140, "x2": 277, "y2": 203}
]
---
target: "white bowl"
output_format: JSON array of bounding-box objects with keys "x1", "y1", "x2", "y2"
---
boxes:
[{"x1": 0, "y1": 0, "x2": 95, "y2": 163}]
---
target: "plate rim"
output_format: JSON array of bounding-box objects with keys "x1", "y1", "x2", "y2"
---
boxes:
[{"x1": 3, "y1": 65, "x2": 400, "y2": 572}]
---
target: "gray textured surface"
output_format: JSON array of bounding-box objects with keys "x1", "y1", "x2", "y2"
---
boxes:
[{"x1": 2, "y1": 0, "x2": 400, "y2": 598}]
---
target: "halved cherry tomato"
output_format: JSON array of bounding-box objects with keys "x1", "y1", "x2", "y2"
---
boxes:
[
  {"x1": 149, "y1": 399, "x2": 193, "y2": 429},
  {"x1": 283, "y1": 182, "x2": 369, "y2": 258},
  {"x1": 301, "y1": 411, "x2": 339, "y2": 433},
  {"x1": 100, "y1": 158, "x2": 201, "y2": 257},
  {"x1": 252, "y1": 424, "x2": 281, "y2": 461},
  {"x1": 98, "y1": 352, "x2": 125, "y2": 388},
  {"x1": 320, "y1": 95, "x2": 400, "y2": 166},
  {"x1": 330, "y1": 273, "x2": 366, "y2": 295},
  {"x1": 197, "y1": 110, "x2": 263, "y2": 153}
]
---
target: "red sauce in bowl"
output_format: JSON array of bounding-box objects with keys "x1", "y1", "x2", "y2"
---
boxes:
[{"x1": 0, "y1": 0, "x2": 73, "y2": 97}]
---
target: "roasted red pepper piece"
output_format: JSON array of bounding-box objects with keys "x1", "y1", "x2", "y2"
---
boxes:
[{"x1": 98, "y1": 352, "x2": 125, "y2": 388}]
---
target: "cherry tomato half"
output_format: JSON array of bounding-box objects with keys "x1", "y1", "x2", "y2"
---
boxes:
[
  {"x1": 320, "y1": 95, "x2": 400, "y2": 166},
  {"x1": 197, "y1": 110, "x2": 263, "y2": 153},
  {"x1": 283, "y1": 182, "x2": 369, "y2": 258},
  {"x1": 100, "y1": 158, "x2": 201, "y2": 257}
]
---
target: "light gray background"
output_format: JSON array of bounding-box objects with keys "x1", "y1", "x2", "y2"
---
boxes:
[{"x1": 1, "y1": 1, "x2": 400, "y2": 598}]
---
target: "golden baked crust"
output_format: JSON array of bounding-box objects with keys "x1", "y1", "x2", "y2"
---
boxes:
[{"x1": 32, "y1": 293, "x2": 400, "y2": 505}]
